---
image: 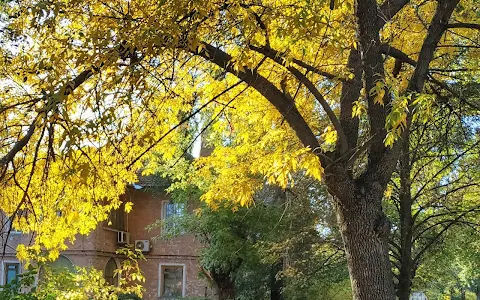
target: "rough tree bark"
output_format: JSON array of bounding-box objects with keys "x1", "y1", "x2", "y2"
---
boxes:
[{"x1": 324, "y1": 164, "x2": 396, "y2": 300}]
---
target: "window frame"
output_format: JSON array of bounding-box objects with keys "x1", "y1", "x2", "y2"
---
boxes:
[
  {"x1": 2, "y1": 260, "x2": 20, "y2": 285},
  {"x1": 104, "y1": 257, "x2": 120, "y2": 286},
  {"x1": 106, "y1": 202, "x2": 126, "y2": 231},
  {"x1": 161, "y1": 201, "x2": 185, "y2": 220},
  {"x1": 158, "y1": 263, "x2": 186, "y2": 298},
  {"x1": 2, "y1": 213, "x2": 23, "y2": 235},
  {"x1": 161, "y1": 200, "x2": 185, "y2": 234}
]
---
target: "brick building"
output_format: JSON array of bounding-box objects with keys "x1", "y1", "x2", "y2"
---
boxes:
[{"x1": 0, "y1": 176, "x2": 214, "y2": 299}]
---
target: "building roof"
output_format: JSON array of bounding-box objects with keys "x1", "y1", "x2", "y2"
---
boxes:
[{"x1": 132, "y1": 173, "x2": 171, "y2": 189}]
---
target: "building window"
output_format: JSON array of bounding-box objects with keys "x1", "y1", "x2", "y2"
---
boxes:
[
  {"x1": 108, "y1": 203, "x2": 125, "y2": 231},
  {"x1": 104, "y1": 258, "x2": 118, "y2": 286},
  {"x1": 159, "y1": 265, "x2": 185, "y2": 298},
  {"x1": 162, "y1": 202, "x2": 184, "y2": 219},
  {"x1": 4, "y1": 262, "x2": 19, "y2": 285},
  {"x1": 51, "y1": 255, "x2": 75, "y2": 272},
  {"x1": 161, "y1": 201, "x2": 185, "y2": 234},
  {"x1": 2, "y1": 212, "x2": 22, "y2": 235},
  {"x1": 39, "y1": 255, "x2": 75, "y2": 282}
]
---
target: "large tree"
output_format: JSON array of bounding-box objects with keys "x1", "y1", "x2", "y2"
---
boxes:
[{"x1": 0, "y1": 0, "x2": 478, "y2": 299}]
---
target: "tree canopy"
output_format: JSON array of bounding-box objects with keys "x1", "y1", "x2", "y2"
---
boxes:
[{"x1": 0, "y1": 0, "x2": 478, "y2": 299}]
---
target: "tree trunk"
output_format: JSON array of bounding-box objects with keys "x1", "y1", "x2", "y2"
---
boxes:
[
  {"x1": 335, "y1": 185, "x2": 396, "y2": 300},
  {"x1": 216, "y1": 280, "x2": 236, "y2": 300},
  {"x1": 397, "y1": 129, "x2": 414, "y2": 300},
  {"x1": 211, "y1": 272, "x2": 236, "y2": 300},
  {"x1": 396, "y1": 205, "x2": 414, "y2": 300},
  {"x1": 270, "y1": 260, "x2": 284, "y2": 300}
]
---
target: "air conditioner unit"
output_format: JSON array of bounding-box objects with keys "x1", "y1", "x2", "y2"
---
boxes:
[
  {"x1": 135, "y1": 240, "x2": 150, "y2": 252},
  {"x1": 117, "y1": 231, "x2": 129, "y2": 244}
]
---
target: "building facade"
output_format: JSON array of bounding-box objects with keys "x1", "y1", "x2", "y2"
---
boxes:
[{"x1": 1, "y1": 178, "x2": 214, "y2": 299}]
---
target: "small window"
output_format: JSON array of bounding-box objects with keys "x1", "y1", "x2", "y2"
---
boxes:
[
  {"x1": 160, "y1": 265, "x2": 184, "y2": 298},
  {"x1": 162, "y1": 201, "x2": 185, "y2": 234},
  {"x1": 2, "y1": 213, "x2": 22, "y2": 235},
  {"x1": 38, "y1": 255, "x2": 75, "y2": 283},
  {"x1": 108, "y1": 203, "x2": 125, "y2": 231},
  {"x1": 4, "y1": 262, "x2": 20, "y2": 285},
  {"x1": 104, "y1": 258, "x2": 118, "y2": 286},
  {"x1": 162, "y1": 202, "x2": 185, "y2": 220}
]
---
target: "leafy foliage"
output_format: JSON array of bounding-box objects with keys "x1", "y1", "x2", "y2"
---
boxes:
[
  {"x1": 152, "y1": 164, "x2": 347, "y2": 300},
  {"x1": 0, "y1": 0, "x2": 478, "y2": 298},
  {"x1": 0, "y1": 248, "x2": 145, "y2": 300}
]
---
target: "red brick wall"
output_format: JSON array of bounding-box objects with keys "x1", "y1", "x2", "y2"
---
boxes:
[{"x1": 1, "y1": 187, "x2": 215, "y2": 299}]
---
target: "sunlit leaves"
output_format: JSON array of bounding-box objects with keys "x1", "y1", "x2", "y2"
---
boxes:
[{"x1": 0, "y1": 0, "x2": 478, "y2": 263}]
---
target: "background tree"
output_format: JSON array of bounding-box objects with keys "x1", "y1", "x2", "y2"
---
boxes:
[
  {"x1": 0, "y1": 1, "x2": 478, "y2": 299},
  {"x1": 385, "y1": 81, "x2": 480, "y2": 299},
  {"x1": 413, "y1": 227, "x2": 480, "y2": 299},
  {"x1": 154, "y1": 163, "x2": 346, "y2": 300}
]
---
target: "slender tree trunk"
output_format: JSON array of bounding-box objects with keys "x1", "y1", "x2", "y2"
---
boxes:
[
  {"x1": 397, "y1": 128, "x2": 414, "y2": 300},
  {"x1": 335, "y1": 184, "x2": 396, "y2": 300},
  {"x1": 216, "y1": 280, "x2": 236, "y2": 300},
  {"x1": 397, "y1": 204, "x2": 414, "y2": 300},
  {"x1": 270, "y1": 260, "x2": 284, "y2": 300},
  {"x1": 476, "y1": 284, "x2": 480, "y2": 300},
  {"x1": 211, "y1": 272, "x2": 236, "y2": 300}
]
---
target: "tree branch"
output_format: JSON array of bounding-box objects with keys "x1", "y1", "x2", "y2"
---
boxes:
[
  {"x1": 413, "y1": 212, "x2": 477, "y2": 263},
  {"x1": 413, "y1": 207, "x2": 480, "y2": 233},
  {"x1": 196, "y1": 43, "x2": 323, "y2": 158},
  {"x1": 447, "y1": 23, "x2": 480, "y2": 30},
  {"x1": 377, "y1": 0, "x2": 411, "y2": 29},
  {"x1": 339, "y1": 49, "x2": 362, "y2": 160},
  {"x1": 408, "y1": 0, "x2": 459, "y2": 93},
  {"x1": 248, "y1": 44, "x2": 349, "y2": 153},
  {"x1": 411, "y1": 140, "x2": 480, "y2": 207}
]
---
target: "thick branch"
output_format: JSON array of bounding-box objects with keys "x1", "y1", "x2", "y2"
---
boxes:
[
  {"x1": 248, "y1": 44, "x2": 349, "y2": 153},
  {"x1": 340, "y1": 49, "x2": 362, "y2": 160},
  {"x1": 408, "y1": 0, "x2": 460, "y2": 93},
  {"x1": 357, "y1": 0, "x2": 390, "y2": 173},
  {"x1": 447, "y1": 23, "x2": 480, "y2": 30},
  {"x1": 377, "y1": 0, "x2": 411, "y2": 29},
  {"x1": 196, "y1": 43, "x2": 322, "y2": 156},
  {"x1": 380, "y1": 44, "x2": 417, "y2": 66},
  {"x1": 0, "y1": 113, "x2": 41, "y2": 177}
]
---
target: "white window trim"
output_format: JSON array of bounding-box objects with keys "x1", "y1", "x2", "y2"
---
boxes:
[
  {"x1": 158, "y1": 263, "x2": 186, "y2": 298},
  {"x1": 1, "y1": 259, "x2": 21, "y2": 285}
]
